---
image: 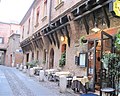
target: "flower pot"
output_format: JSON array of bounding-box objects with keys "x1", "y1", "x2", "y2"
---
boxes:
[{"x1": 82, "y1": 39, "x2": 87, "y2": 43}]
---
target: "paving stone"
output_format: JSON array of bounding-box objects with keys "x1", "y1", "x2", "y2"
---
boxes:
[{"x1": 0, "y1": 65, "x2": 79, "y2": 96}]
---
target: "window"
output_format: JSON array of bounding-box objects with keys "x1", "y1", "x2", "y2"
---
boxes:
[
  {"x1": 79, "y1": 53, "x2": 87, "y2": 67},
  {"x1": 36, "y1": 7, "x2": 40, "y2": 25},
  {"x1": 28, "y1": 18, "x2": 30, "y2": 34},
  {"x1": 22, "y1": 26, "x2": 24, "y2": 39},
  {"x1": 55, "y1": 0, "x2": 64, "y2": 10},
  {"x1": 57, "y1": 0, "x2": 62, "y2": 5},
  {"x1": 43, "y1": 0, "x2": 47, "y2": 17},
  {"x1": 0, "y1": 37, "x2": 4, "y2": 44}
]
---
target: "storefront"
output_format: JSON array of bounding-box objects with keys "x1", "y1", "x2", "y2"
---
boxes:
[{"x1": 71, "y1": 0, "x2": 120, "y2": 95}]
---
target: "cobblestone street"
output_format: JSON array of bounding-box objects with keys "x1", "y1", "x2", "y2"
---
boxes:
[{"x1": 0, "y1": 65, "x2": 78, "y2": 96}]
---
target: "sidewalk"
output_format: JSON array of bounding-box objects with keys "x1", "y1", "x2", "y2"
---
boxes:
[
  {"x1": 0, "y1": 65, "x2": 77, "y2": 96},
  {"x1": 0, "y1": 70, "x2": 13, "y2": 96},
  {"x1": 24, "y1": 70, "x2": 79, "y2": 96},
  {"x1": 24, "y1": 70, "x2": 99, "y2": 96}
]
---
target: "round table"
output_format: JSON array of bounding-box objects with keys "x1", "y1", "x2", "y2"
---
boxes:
[{"x1": 101, "y1": 88, "x2": 115, "y2": 96}]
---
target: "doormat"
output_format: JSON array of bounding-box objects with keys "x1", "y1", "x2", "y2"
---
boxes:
[{"x1": 80, "y1": 93, "x2": 98, "y2": 96}]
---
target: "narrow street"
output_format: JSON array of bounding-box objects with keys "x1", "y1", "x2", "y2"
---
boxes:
[{"x1": 0, "y1": 65, "x2": 76, "y2": 96}]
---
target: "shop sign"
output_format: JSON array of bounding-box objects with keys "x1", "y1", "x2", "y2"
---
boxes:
[{"x1": 113, "y1": 0, "x2": 120, "y2": 17}]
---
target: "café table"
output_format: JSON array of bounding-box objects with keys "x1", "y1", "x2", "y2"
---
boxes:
[
  {"x1": 45, "y1": 69, "x2": 56, "y2": 80},
  {"x1": 71, "y1": 76, "x2": 89, "y2": 93},
  {"x1": 54, "y1": 71, "x2": 72, "y2": 86},
  {"x1": 101, "y1": 87, "x2": 115, "y2": 96},
  {"x1": 45, "y1": 69, "x2": 56, "y2": 76}
]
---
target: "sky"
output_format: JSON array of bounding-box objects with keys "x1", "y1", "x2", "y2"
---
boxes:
[{"x1": 0, "y1": 0, "x2": 34, "y2": 24}]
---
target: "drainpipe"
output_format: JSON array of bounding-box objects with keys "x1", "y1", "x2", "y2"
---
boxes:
[{"x1": 48, "y1": 0, "x2": 52, "y2": 26}]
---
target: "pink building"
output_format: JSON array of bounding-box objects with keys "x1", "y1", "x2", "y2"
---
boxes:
[
  {"x1": 0, "y1": 22, "x2": 11, "y2": 65},
  {"x1": 0, "y1": 22, "x2": 23, "y2": 66}
]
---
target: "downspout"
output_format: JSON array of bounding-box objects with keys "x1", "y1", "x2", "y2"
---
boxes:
[{"x1": 48, "y1": 0, "x2": 52, "y2": 26}]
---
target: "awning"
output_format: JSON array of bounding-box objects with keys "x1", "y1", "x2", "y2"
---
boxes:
[
  {"x1": 32, "y1": 32, "x2": 44, "y2": 49},
  {"x1": 41, "y1": 15, "x2": 71, "y2": 48},
  {"x1": 71, "y1": 0, "x2": 111, "y2": 35},
  {"x1": 20, "y1": 38, "x2": 33, "y2": 53}
]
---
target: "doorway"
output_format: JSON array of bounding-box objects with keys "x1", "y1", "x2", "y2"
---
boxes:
[
  {"x1": 10, "y1": 54, "x2": 12, "y2": 66},
  {"x1": 49, "y1": 48, "x2": 54, "y2": 69},
  {"x1": 87, "y1": 31, "x2": 114, "y2": 92}
]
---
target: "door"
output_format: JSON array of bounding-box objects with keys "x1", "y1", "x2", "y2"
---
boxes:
[
  {"x1": 87, "y1": 40, "x2": 98, "y2": 92},
  {"x1": 49, "y1": 48, "x2": 54, "y2": 69}
]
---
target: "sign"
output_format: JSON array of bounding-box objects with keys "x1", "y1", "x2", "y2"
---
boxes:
[
  {"x1": 113, "y1": 0, "x2": 120, "y2": 17},
  {"x1": 16, "y1": 49, "x2": 23, "y2": 53}
]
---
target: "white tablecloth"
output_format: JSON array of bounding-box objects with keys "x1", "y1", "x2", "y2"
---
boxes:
[
  {"x1": 72, "y1": 76, "x2": 89, "y2": 85},
  {"x1": 55, "y1": 71, "x2": 71, "y2": 77},
  {"x1": 45, "y1": 69, "x2": 56, "y2": 75}
]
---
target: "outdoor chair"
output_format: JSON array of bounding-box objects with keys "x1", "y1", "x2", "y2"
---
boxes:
[{"x1": 80, "y1": 93, "x2": 98, "y2": 96}]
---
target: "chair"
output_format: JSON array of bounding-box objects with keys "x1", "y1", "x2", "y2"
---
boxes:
[{"x1": 80, "y1": 93, "x2": 98, "y2": 96}]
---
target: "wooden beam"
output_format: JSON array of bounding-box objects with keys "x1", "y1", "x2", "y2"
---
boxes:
[
  {"x1": 34, "y1": 40, "x2": 39, "y2": 48},
  {"x1": 21, "y1": 47, "x2": 25, "y2": 53},
  {"x1": 102, "y1": 6, "x2": 110, "y2": 28},
  {"x1": 50, "y1": 33, "x2": 56, "y2": 46},
  {"x1": 82, "y1": 16, "x2": 89, "y2": 34},
  {"x1": 44, "y1": 22, "x2": 69, "y2": 36},
  {"x1": 54, "y1": 31, "x2": 60, "y2": 49},
  {"x1": 36, "y1": 39, "x2": 43, "y2": 49},
  {"x1": 91, "y1": 12, "x2": 95, "y2": 27},
  {"x1": 36, "y1": 40, "x2": 41, "y2": 49},
  {"x1": 29, "y1": 43, "x2": 33, "y2": 51},
  {"x1": 43, "y1": 28, "x2": 52, "y2": 45},
  {"x1": 61, "y1": 15, "x2": 69, "y2": 24},
  {"x1": 64, "y1": 26, "x2": 70, "y2": 47},
  {"x1": 39, "y1": 39, "x2": 43, "y2": 49},
  {"x1": 74, "y1": 0, "x2": 111, "y2": 21},
  {"x1": 59, "y1": 29, "x2": 65, "y2": 36},
  {"x1": 46, "y1": 35, "x2": 52, "y2": 44},
  {"x1": 40, "y1": 38, "x2": 44, "y2": 46}
]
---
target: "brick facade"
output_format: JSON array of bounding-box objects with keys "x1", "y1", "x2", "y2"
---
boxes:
[{"x1": 20, "y1": 0, "x2": 120, "y2": 77}]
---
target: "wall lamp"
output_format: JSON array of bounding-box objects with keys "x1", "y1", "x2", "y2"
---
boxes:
[
  {"x1": 91, "y1": 23, "x2": 100, "y2": 33},
  {"x1": 60, "y1": 36, "x2": 65, "y2": 41}
]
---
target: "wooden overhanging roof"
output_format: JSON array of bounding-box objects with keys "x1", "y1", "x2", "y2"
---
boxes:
[
  {"x1": 20, "y1": 38, "x2": 33, "y2": 53},
  {"x1": 20, "y1": 32, "x2": 44, "y2": 53},
  {"x1": 41, "y1": 15, "x2": 70, "y2": 48},
  {"x1": 32, "y1": 32, "x2": 44, "y2": 49},
  {"x1": 71, "y1": 0, "x2": 112, "y2": 34}
]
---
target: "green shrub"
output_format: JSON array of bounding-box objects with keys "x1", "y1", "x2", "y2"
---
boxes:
[
  {"x1": 26, "y1": 60, "x2": 39, "y2": 68},
  {"x1": 59, "y1": 51, "x2": 66, "y2": 67}
]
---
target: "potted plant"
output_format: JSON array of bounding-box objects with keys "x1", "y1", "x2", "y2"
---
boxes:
[
  {"x1": 26, "y1": 60, "x2": 39, "y2": 69},
  {"x1": 59, "y1": 51, "x2": 66, "y2": 67},
  {"x1": 42, "y1": 60, "x2": 46, "y2": 65},
  {"x1": 115, "y1": 30, "x2": 120, "y2": 50},
  {"x1": 101, "y1": 53, "x2": 120, "y2": 95},
  {"x1": 79, "y1": 36, "x2": 87, "y2": 45}
]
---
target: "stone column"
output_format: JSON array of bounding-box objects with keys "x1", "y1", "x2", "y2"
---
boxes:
[
  {"x1": 59, "y1": 75, "x2": 67, "y2": 93},
  {"x1": 23, "y1": 54, "x2": 27, "y2": 65},
  {"x1": 34, "y1": 50, "x2": 37, "y2": 60}
]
